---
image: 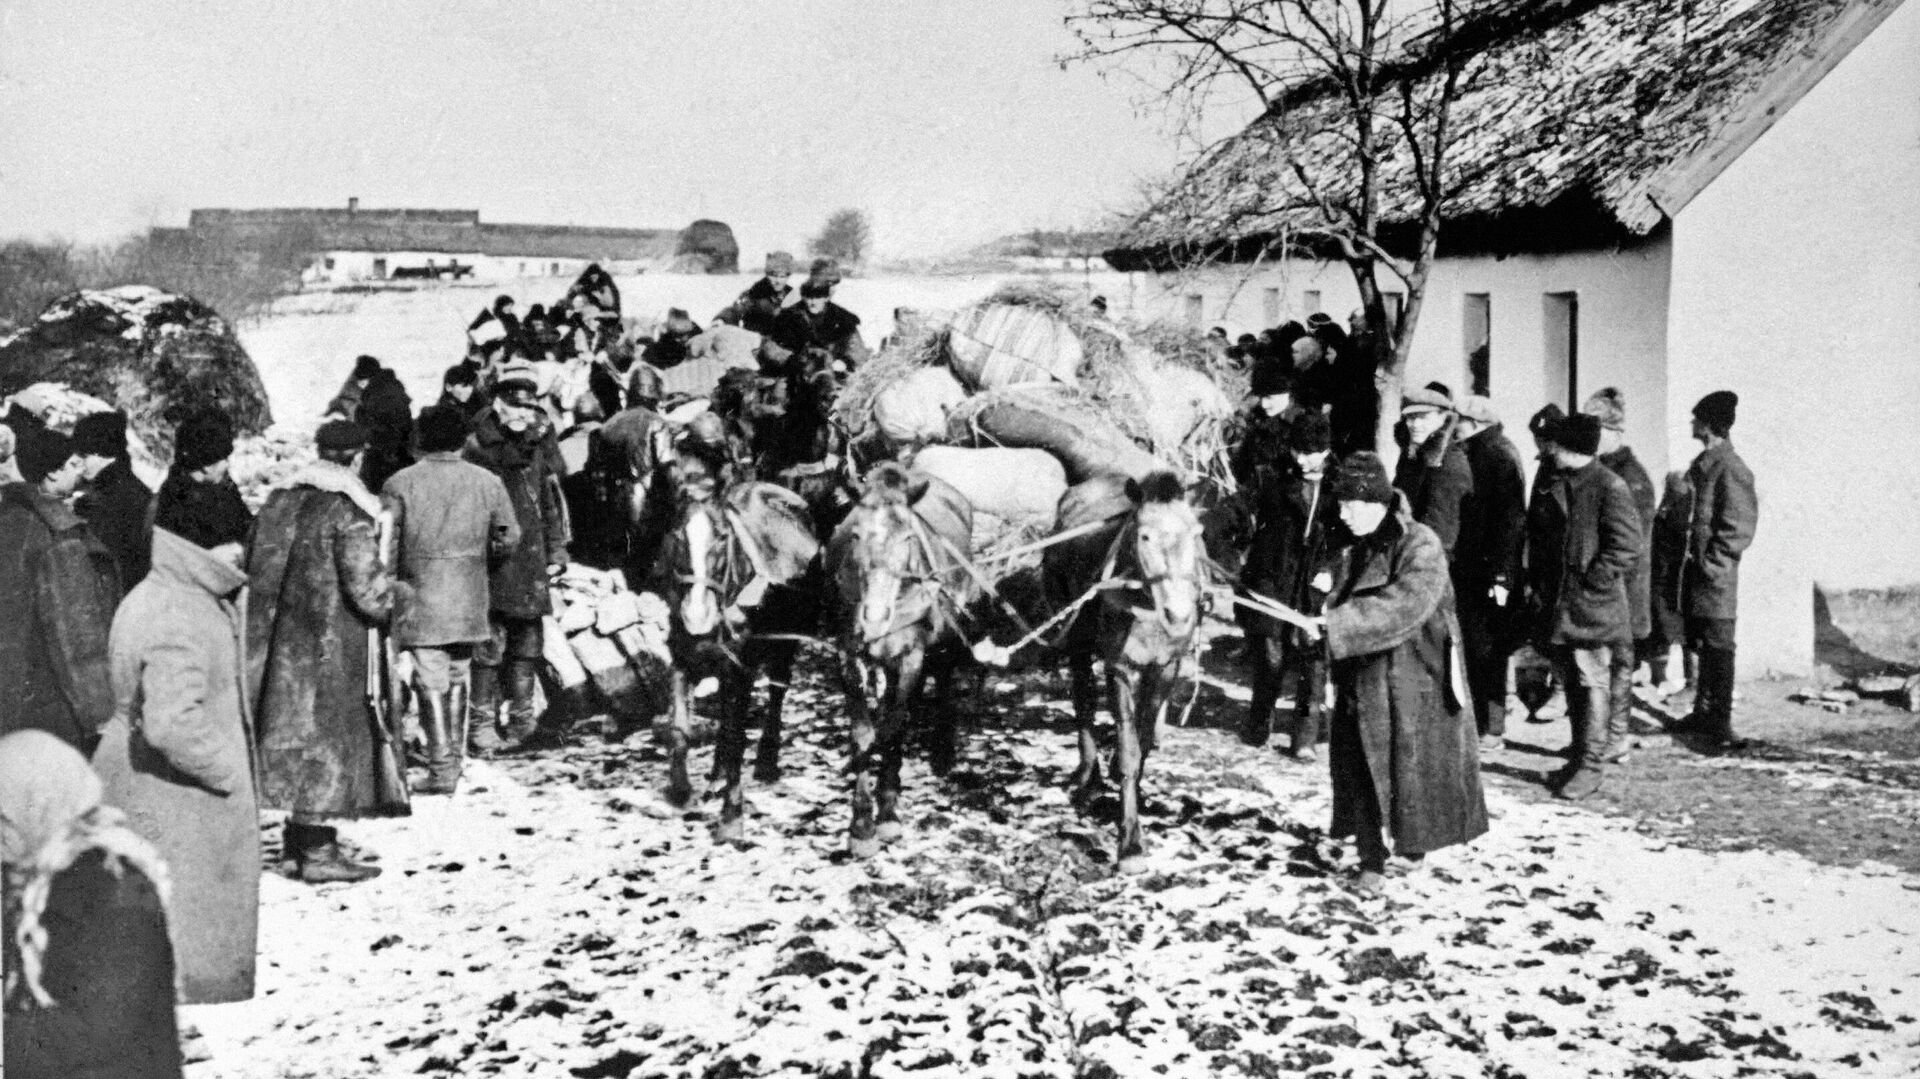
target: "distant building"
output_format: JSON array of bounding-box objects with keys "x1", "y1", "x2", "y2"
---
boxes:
[
  {"x1": 1105, "y1": 0, "x2": 1920, "y2": 676},
  {"x1": 155, "y1": 200, "x2": 738, "y2": 283}
]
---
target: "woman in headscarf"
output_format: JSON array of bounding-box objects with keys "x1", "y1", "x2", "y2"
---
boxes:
[{"x1": 3, "y1": 729, "x2": 184, "y2": 1079}]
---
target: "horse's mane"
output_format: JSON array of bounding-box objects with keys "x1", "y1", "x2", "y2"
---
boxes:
[{"x1": 725, "y1": 481, "x2": 820, "y2": 582}]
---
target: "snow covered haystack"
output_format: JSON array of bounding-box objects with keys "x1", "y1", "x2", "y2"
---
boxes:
[{"x1": 0, "y1": 285, "x2": 274, "y2": 469}]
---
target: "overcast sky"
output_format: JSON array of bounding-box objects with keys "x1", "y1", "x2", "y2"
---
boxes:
[{"x1": 0, "y1": 0, "x2": 1224, "y2": 258}]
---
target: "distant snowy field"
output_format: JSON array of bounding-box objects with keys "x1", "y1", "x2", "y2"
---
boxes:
[{"x1": 238, "y1": 272, "x2": 1123, "y2": 425}]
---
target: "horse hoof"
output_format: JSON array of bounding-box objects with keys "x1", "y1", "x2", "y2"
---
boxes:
[
  {"x1": 875, "y1": 821, "x2": 904, "y2": 843},
  {"x1": 849, "y1": 836, "x2": 881, "y2": 860},
  {"x1": 713, "y1": 817, "x2": 744, "y2": 843}
]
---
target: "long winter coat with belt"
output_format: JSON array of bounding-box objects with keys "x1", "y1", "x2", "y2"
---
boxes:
[
  {"x1": 93, "y1": 528, "x2": 258, "y2": 1004},
  {"x1": 1682, "y1": 440, "x2": 1758, "y2": 619},
  {"x1": 464, "y1": 406, "x2": 571, "y2": 619},
  {"x1": 1324, "y1": 493, "x2": 1488, "y2": 856},
  {"x1": 1524, "y1": 460, "x2": 1643, "y2": 649},
  {"x1": 245, "y1": 462, "x2": 401, "y2": 820},
  {"x1": 1236, "y1": 457, "x2": 1337, "y2": 640},
  {"x1": 1598, "y1": 445, "x2": 1657, "y2": 639},
  {"x1": 1393, "y1": 424, "x2": 1475, "y2": 558},
  {"x1": 382, "y1": 452, "x2": 521, "y2": 648},
  {"x1": 0, "y1": 484, "x2": 121, "y2": 751}
]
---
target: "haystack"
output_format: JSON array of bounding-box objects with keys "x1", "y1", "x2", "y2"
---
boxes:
[{"x1": 0, "y1": 286, "x2": 273, "y2": 471}]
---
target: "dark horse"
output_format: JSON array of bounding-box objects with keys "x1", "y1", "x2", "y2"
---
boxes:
[
  {"x1": 1042, "y1": 471, "x2": 1208, "y2": 873},
  {"x1": 715, "y1": 356, "x2": 858, "y2": 544},
  {"x1": 825, "y1": 464, "x2": 979, "y2": 858},
  {"x1": 652, "y1": 443, "x2": 823, "y2": 840}
]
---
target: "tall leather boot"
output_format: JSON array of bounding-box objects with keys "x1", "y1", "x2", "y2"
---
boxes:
[
  {"x1": 1601, "y1": 656, "x2": 1635, "y2": 764},
  {"x1": 1240, "y1": 639, "x2": 1279, "y2": 747},
  {"x1": 1700, "y1": 646, "x2": 1738, "y2": 747},
  {"x1": 499, "y1": 660, "x2": 541, "y2": 750},
  {"x1": 470, "y1": 665, "x2": 506, "y2": 756},
  {"x1": 415, "y1": 691, "x2": 457, "y2": 795},
  {"x1": 1556, "y1": 677, "x2": 1610, "y2": 801}
]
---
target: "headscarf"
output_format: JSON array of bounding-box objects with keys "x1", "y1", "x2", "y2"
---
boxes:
[{"x1": 1, "y1": 731, "x2": 170, "y2": 1008}]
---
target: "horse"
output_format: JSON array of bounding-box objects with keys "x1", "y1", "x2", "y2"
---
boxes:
[
  {"x1": 652, "y1": 444, "x2": 823, "y2": 840},
  {"x1": 1041, "y1": 470, "x2": 1209, "y2": 873},
  {"x1": 825, "y1": 464, "x2": 979, "y2": 858}
]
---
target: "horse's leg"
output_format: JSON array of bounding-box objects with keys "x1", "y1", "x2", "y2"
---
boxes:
[
  {"x1": 665, "y1": 666, "x2": 694, "y2": 807},
  {"x1": 753, "y1": 641, "x2": 798, "y2": 784},
  {"x1": 712, "y1": 667, "x2": 753, "y2": 842},
  {"x1": 1114, "y1": 662, "x2": 1153, "y2": 873},
  {"x1": 1068, "y1": 652, "x2": 1103, "y2": 800},
  {"x1": 876, "y1": 650, "x2": 925, "y2": 844},
  {"x1": 927, "y1": 657, "x2": 958, "y2": 779},
  {"x1": 847, "y1": 653, "x2": 882, "y2": 859}
]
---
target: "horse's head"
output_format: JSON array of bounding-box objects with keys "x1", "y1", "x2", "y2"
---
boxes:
[
  {"x1": 671, "y1": 496, "x2": 733, "y2": 639},
  {"x1": 1125, "y1": 471, "x2": 1205, "y2": 635},
  {"x1": 847, "y1": 463, "x2": 930, "y2": 643}
]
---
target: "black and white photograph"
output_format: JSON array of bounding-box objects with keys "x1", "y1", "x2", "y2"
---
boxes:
[{"x1": 2, "y1": 1, "x2": 1918, "y2": 1076}]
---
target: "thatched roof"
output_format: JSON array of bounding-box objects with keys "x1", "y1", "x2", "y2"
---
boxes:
[{"x1": 1106, "y1": 0, "x2": 1902, "y2": 269}]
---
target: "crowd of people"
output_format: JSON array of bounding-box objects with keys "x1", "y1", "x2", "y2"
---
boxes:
[{"x1": 0, "y1": 257, "x2": 1757, "y2": 1072}]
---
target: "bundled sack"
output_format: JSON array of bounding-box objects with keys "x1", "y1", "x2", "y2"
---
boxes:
[
  {"x1": 549, "y1": 565, "x2": 673, "y2": 720},
  {"x1": 947, "y1": 384, "x2": 1165, "y2": 485},
  {"x1": 909, "y1": 445, "x2": 1066, "y2": 524},
  {"x1": 945, "y1": 303, "x2": 1083, "y2": 391},
  {"x1": 872, "y1": 365, "x2": 966, "y2": 450}
]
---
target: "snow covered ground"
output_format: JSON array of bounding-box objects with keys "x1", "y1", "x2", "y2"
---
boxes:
[{"x1": 191, "y1": 655, "x2": 1920, "y2": 1079}]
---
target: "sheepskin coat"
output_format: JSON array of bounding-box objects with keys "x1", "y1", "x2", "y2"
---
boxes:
[
  {"x1": 94, "y1": 529, "x2": 258, "y2": 1005},
  {"x1": 1324, "y1": 495, "x2": 1488, "y2": 857},
  {"x1": 245, "y1": 462, "x2": 399, "y2": 820}
]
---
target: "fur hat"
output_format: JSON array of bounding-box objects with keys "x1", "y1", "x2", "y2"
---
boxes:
[
  {"x1": 1581, "y1": 387, "x2": 1626, "y2": 431},
  {"x1": 173, "y1": 411, "x2": 236, "y2": 473},
  {"x1": 415, "y1": 406, "x2": 469, "y2": 454},
  {"x1": 16, "y1": 427, "x2": 75, "y2": 484},
  {"x1": 1329, "y1": 451, "x2": 1395, "y2": 504},
  {"x1": 1288, "y1": 411, "x2": 1333, "y2": 454},
  {"x1": 351, "y1": 355, "x2": 382, "y2": 381},
  {"x1": 1558, "y1": 413, "x2": 1603, "y2": 455},
  {"x1": 1528, "y1": 403, "x2": 1566, "y2": 445},
  {"x1": 799, "y1": 279, "x2": 832, "y2": 300},
  {"x1": 1249, "y1": 357, "x2": 1292, "y2": 397},
  {"x1": 1693, "y1": 390, "x2": 1738, "y2": 430},
  {"x1": 1401, "y1": 386, "x2": 1454, "y2": 415},
  {"x1": 316, "y1": 420, "x2": 369, "y2": 455},
  {"x1": 765, "y1": 251, "x2": 795, "y2": 275},
  {"x1": 155, "y1": 480, "x2": 252, "y2": 550},
  {"x1": 70, "y1": 410, "x2": 129, "y2": 458}
]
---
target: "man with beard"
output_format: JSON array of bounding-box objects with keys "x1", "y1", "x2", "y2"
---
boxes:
[
  {"x1": 715, "y1": 251, "x2": 796, "y2": 336},
  {"x1": 71, "y1": 409, "x2": 153, "y2": 591},
  {"x1": 463, "y1": 363, "x2": 571, "y2": 752}
]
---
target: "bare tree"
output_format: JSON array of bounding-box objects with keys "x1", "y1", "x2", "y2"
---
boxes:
[
  {"x1": 1068, "y1": 0, "x2": 1516, "y2": 457},
  {"x1": 810, "y1": 208, "x2": 873, "y2": 271}
]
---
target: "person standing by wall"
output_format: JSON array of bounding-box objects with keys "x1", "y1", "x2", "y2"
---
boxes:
[
  {"x1": 1669, "y1": 391, "x2": 1758, "y2": 749},
  {"x1": 245, "y1": 422, "x2": 401, "y2": 884},
  {"x1": 95, "y1": 517, "x2": 258, "y2": 1008},
  {"x1": 0, "y1": 428, "x2": 121, "y2": 753},
  {"x1": 2, "y1": 729, "x2": 185, "y2": 1079},
  {"x1": 1582, "y1": 388, "x2": 1657, "y2": 689},
  {"x1": 1314, "y1": 452, "x2": 1487, "y2": 893},
  {"x1": 1453, "y1": 396, "x2": 1528, "y2": 746},
  {"x1": 71, "y1": 409, "x2": 154, "y2": 592},
  {"x1": 1523, "y1": 413, "x2": 1642, "y2": 800},
  {"x1": 1645, "y1": 470, "x2": 1695, "y2": 698},
  {"x1": 384, "y1": 406, "x2": 520, "y2": 793}
]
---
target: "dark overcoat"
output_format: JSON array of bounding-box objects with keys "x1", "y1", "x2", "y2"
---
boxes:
[
  {"x1": 1681, "y1": 440, "x2": 1758, "y2": 619},
  {"x1": 1524, "y1": 460, "x2": 1642, "y2": 648},
  {"x1": 75, "y1": 458, "x2": 154, "y2": 591},
  {"x1": 2, "y1": 851, "x2": 184, "y2": 1079},
  {"x1": 356, "y1": 371, "x2": 415, "y2": 492},
  {"x1": 464, "y1": 407, "x2": 571, "y2": 619},
  {"x1": 770, "y1": 303, "x2": 869, "y2": 369},
  {"x1": 245, "y1": 464, "x2": 398, "y2": 819},
  {"x1": 95, "y1": 528, "x2": 258, "y2": 1004},
  {"x1": 382, "y1": 453, "x2": 520, "y2": 648},
  {"x1": 1457, "y1": 424, "x2": 1527, "y2": 591},
  {"x1": 1393, "y1": 425, "x2": 1475, "y2": 557},
  {"x1": 1598, "y1": 445, "x2": 1657, "y2": 639},
  {"x1": 1236, "y1": 458, "x2": 1337, "y2": 639},
  {"x1": 0, "y1": 484, "x2": 121, "y2": 751},
  {"x1": 1324, "y1": 496, "x2": 1487, "y2": 856}
]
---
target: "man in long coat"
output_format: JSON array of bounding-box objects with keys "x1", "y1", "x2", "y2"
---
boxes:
[
  {"x1": 465, "y1": 365, "x2": 571, "y2": 751},
  {"x1": 246, "y1": 421, "x2": 400, "y2": 883},
  {"x1": 1236, "y1": 413, "x2": 1338, "y2": 759},
  {"x1": 71, "y1": 409, "x2": 154, "y2": 591},
  {"x1": 1524, "y1": 413, "x2": 1643, "y2": 799},
  {"x1": 0, "y1": 427, "x2": 121, "y2": 752},
  {"x1": 384, "y1": 406, "x2": 520, "y2": 793},
  {"x1": 95, "y1": 518, "x2": 257, "y2": 1005},
  {"x1": 1316, "y1": 452, "x2": 1487, "y2": 892},
  {"x1": 1394, "y1": 388, "x2": 1475, "y2": 559},
  {"x1": 1581, "y1": 388, "x2": 1657, "y2": 685},
  {"x1": 1669, "y1": 391, "x2": 1758, "y2": 748},
  {"x1": 1453, "y1": 396, "x2": 1528, "y2": 743}
]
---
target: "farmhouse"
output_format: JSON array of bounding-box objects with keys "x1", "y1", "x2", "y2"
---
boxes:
[
  {"x1": 1104, "y1": 0, "x2": 1920, "y2": 677},
  {"x1": 153, "y1": 201, "x2": 738, "y2": 283}
]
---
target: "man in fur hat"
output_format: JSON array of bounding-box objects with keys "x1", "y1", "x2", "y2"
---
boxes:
[
  {"x1": 715, "y1": 251, "x2": 796, "y2": 336},
  {"x1": 770, "y1": 280, "x2": 869, "y2": 374},
  {"x1": 1582, "y1": 388, "x2": 1657, "y2": 705},
  {"x1": 1394, "y1": 388, "x2": 1475, "y2": 559},
  {"x1": 1667, "y1": 390, "x2": 1756, "y2": 749},
  {"x1": 155, "y1": 410, "x2": 251, "y2": 555},
  {"x1": 72, "y1": 409, "x2": 154, "y2": 591},
  {"x1": 1523, "y1": 413, "x2": 1642, "y2": 800},
  {"x1": 246, "y1": 421, "x2": 400, "y2": 883},
  {"x1": 1228, "y1": 359, "x2": 1297, "y2": 497}
]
